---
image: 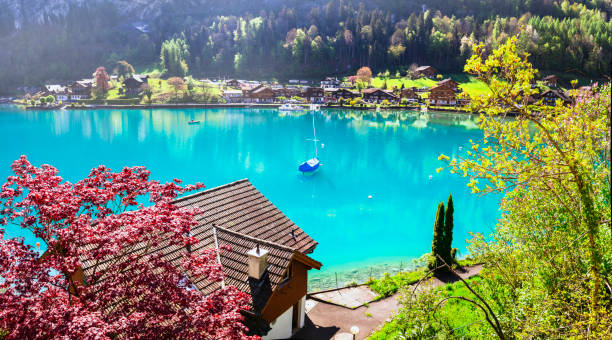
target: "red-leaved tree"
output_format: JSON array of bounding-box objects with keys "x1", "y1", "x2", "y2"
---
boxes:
[
  {"x1": 0, "y1": 156, "x2": 258, "y2": 339},
  {"x1": 93, "y1": 66, "x2": 111, "y2": 97}
]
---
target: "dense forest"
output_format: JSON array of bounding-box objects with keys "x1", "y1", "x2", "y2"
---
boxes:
[{"x1": 0, "y1": 0, "x2": 611, "y2": 94}]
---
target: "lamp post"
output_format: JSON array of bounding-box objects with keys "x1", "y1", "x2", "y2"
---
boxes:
[{"x1": 350, "y1": 325, "x2": 360, "y2": 340}]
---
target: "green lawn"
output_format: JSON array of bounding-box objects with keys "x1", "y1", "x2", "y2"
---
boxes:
[
  {"x1": 371, "y1": 77, "x2": 437, "y2": 89},
  {"x1": 456, "y1": 75, "x2": 490, "y2": 97}
]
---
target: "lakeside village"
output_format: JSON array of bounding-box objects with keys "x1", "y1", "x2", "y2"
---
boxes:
[{"x1": 8, "y1": 64, "x2": 585, "y2": 112}]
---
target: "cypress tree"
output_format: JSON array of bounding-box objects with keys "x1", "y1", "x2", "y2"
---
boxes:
[
  {"x1": 429, "y1": 202, "x2": 445, "y2": 271},
  {"x1": 444, "y1": 194, "x2": 455, "y2": 264}
]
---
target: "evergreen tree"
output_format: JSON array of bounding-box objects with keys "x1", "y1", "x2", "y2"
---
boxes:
[
  {"x1": 444, "y1": 194, "x2": 457, "y2": 264},
  {"x1": 429, "y1": 202, "x2": 445, "y2": 272}
]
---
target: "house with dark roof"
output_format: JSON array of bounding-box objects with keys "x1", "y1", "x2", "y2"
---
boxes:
[
  {"x1": 414, "y1": 66, "x2": 437, "y2": 78},
  {"x1": 428, "y1": 85, "x2": 457, "y2": 106},
  {"x1": 324, "y1": 88, "x2": 359, "y2": 103},
  {"x1": 401, "y1": 88, "x2": 420, "y2": 102},
  {"x1": 73, "y1": 179, "x2": 321, "y2": 339},
  {"x1": 226, "y1": 79, "x2": 242, "y2": 88},
  {"x1": 69, "y1": 79, "x2": 94, "y2": 100},
  {"x1": 437, "y1": 78, "x2": 459, "y2": 91},
  {"x1": 123, "y1": 74, "x2": 149, "y2": 95},
  {"x1": 535, "y1": 89, "x2": 572, "y2": 106},
  {"x1": 542, "y1": 75, "x2": 559, "y2": 87},
  {"x1": 362, "y1": 88, "x2": 399, "y2": 103},
  {"x1": 303, "y1": 87, "x2": 325, "y2": 103},
  {"x1": 247, "y1": 86, "x2": 276, "y2": 103},
  {"x1": 320, "y1": 77, "x2": 340, "y2": 89}
]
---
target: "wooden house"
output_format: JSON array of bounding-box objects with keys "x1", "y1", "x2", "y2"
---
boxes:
[
  {"x1": 437, "y1": 78, "x2": 459, "y2": 91},
  {"x1": 70, "y1": 179, "x2": 321, "y2": 339},
  {"x1": 414, "y1": 66, "x2": 437, "y2": 78},
  {"x1": 273, "y1": 87, "x2": 301, "y2": 99},
  {"x1": 43, "y1": 85, "x2": 70, "y2": 102},
  {"x1": 247, "y1": 86, "x2": 276, "y2": 103},
  {"x1": 324, "y1": 88, "x2": 359, "y2": 103},
  {"x1": 222, "y1": 89, "x2": 243, "y2": 103},
  {"x1": 535, "y1": 89, "x2": 572, "y2": 106},
  {"x1": 303, "y1": 87, "x2": 325, "y2": 103},
  {"x1": 542, "y1": 75, "x2": 559, "y2": 87},
  {"x1": 226, "y1": 79, "x2": 242, "y2": 88},
  {"x1": 362, "y1": 88, "x2": 399, "y2": 103},
  {"x1": 428, "y1": 85, "x2": 457, "y2": 105},
  {"x1": 69, "y1": 79, "x2": 94, "y2": 100},
  {"x1": 320, "y1": 77, "x2": 340, "y2": 89},
  {"x1": 400, "y1": 88, "x2": 420, "y2": 102},
  {"x1": 123, "y1": 74, "x2": 149, "y2": 95}
]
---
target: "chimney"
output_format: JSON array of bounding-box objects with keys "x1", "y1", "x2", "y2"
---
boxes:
[{"x1": 247, "y1": 244, "x2": 269, "y2": 280}]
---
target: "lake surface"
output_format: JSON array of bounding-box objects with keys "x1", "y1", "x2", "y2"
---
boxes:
[{"x1": 0, "y1": 105, "x2": 499, "y2": 290}]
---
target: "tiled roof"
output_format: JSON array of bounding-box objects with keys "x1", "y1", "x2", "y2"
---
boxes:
[
  {"x1": 191, "y1": 226, "x2": 298, "y2": 312},
  {"x1": 174, "y1": 179, "x2": 318, "y2": 254},
  {"x1": 78, "y1": 179, "x2": 320, "y2": 315}
]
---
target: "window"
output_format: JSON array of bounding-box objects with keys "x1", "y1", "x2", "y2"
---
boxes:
[{"x1": 281, "y1": 263, "x2": 293, "y2": 283}]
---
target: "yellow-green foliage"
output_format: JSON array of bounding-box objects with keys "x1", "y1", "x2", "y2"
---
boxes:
[
  {"x1": 369, "y1": 276, "x2": 494, "y2": 339},
  {"x1": 436, "y1": 36, "x2": 611, "y2": 337}
]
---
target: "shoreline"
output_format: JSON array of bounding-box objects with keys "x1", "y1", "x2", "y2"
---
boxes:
[{"x1": 13, "y1": 102, "x2": 475, "y2": 114}]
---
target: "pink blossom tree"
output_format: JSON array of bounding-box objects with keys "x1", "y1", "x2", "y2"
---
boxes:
[{"x1": 0, "y1": 156, "x2": 258, "y2": 339}]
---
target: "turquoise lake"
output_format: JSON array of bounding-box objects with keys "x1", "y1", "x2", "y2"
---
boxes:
[{"x1": 0, "y1": 105, "x2": 499, "y2": 290}]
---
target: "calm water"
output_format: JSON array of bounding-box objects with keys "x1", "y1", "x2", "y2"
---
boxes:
[{"x1": 0, "y1": 105, "x2": 499, "y2": 289}]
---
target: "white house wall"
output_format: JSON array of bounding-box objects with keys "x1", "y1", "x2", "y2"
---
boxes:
[{"x1": 263, "y1": 306, "x2": 293, "y2": 340}]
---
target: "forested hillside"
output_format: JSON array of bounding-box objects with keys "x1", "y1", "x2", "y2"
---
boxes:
[{"x1": 0, "y1": 0, "x2": 610, "y2": 93}]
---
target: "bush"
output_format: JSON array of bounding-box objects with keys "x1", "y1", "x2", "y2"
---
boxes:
[{"x1": 368, "y1": 270, "x2": 423, "y2": 299}]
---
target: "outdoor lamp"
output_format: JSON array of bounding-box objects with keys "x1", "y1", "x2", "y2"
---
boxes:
[{"x1": 350, "y1": 325, "x2": 360, "y2": 340}]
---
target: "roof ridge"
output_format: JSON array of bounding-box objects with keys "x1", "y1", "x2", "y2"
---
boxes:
[
  {"x1": 173, "y1": 178, "x2": 250, "y2": 203},
  {"x1": 213, "y1": 224, "x2": 296, "y2": 252}
]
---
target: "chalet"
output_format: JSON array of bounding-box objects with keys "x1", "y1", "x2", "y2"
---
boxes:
[
  {"x1": 437, "y1": 78, "x2": 459, "y2": 91},
  {"x1": 362, "y1": 88, "x2": 399, "y2": 103},
  {"x1": 542, "y1": 75, "x2": 559, "y2": 87},
  {"x1": 69, "y1": 79, "x2": 94, "y2": 100},
  {"x1": 273, "y1": 87, "x2": 302, "y2": 99},
  {"x1": 247, "y1": 86, "x2": 276, "y2": 103},
  {"x1": 428, "y1": 85, "x2": 457, "y2": 106},
  {"x1": 400, "y1": 88, "x2": 420, "y2": 102},
  {"x1": 226, "y1": 79, "x2": 242, "y2": 88},
  {"x1": 44, "y1": 85, "x2": 70, "y2": 102},
  {"x1": 535, "y1": 89, "x2": 572, "y2": 106},
  {"x1": 414, "y1": 66, "x2": 437, "y2": 78},
  {"x1": 320, "y1": 77, "x2": 340, "y2": 89},
  {"x1": 303, "y1": 87, "x2": 325, "y2": 103},
  {"x1": 324, "y1": 88, "x2": 359, "y2": 103},
  {"x1": 72, "y1": 179, "x2": 321, "y2": 339},
  {"x1": 123, "y1": 74, "x2": 149, "y2": 95},
  {"x1": 222, "y1": 89, "x2": 243, "y2": 103}
]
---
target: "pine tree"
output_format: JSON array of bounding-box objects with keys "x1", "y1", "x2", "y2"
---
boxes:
[
  {"x1": 444, "y1": 194, "x2": 456, "y2": 264},
  {"x1": 429, "y1": 202, "x2": 445, "y2": 271}
]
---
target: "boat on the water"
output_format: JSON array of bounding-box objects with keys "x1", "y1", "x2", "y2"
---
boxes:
[
  {"x1": 299, "y1": 157, "x2": 320, "y2": 173},
  {"x1": 298, "y1": 111, "x2": 321, "y2": 174},
  {"x1": 279, "y1": 103, "x2": 304, "y2": 111},
  {"x1": 188, "y1": 120, "x2": 200, "y2": 125},
  {"x1": 309, "y1": 104, "x2": 321, "y2": 111}
]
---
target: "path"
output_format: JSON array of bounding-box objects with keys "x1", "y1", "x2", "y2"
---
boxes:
[{"x1": 292, "y1": 264, "x2": 482, "y2": 340}]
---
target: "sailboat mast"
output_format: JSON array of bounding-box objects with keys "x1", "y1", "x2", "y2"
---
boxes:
[{"x1": 312, "y1": 112, "x2": 318, "y2": 157}]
